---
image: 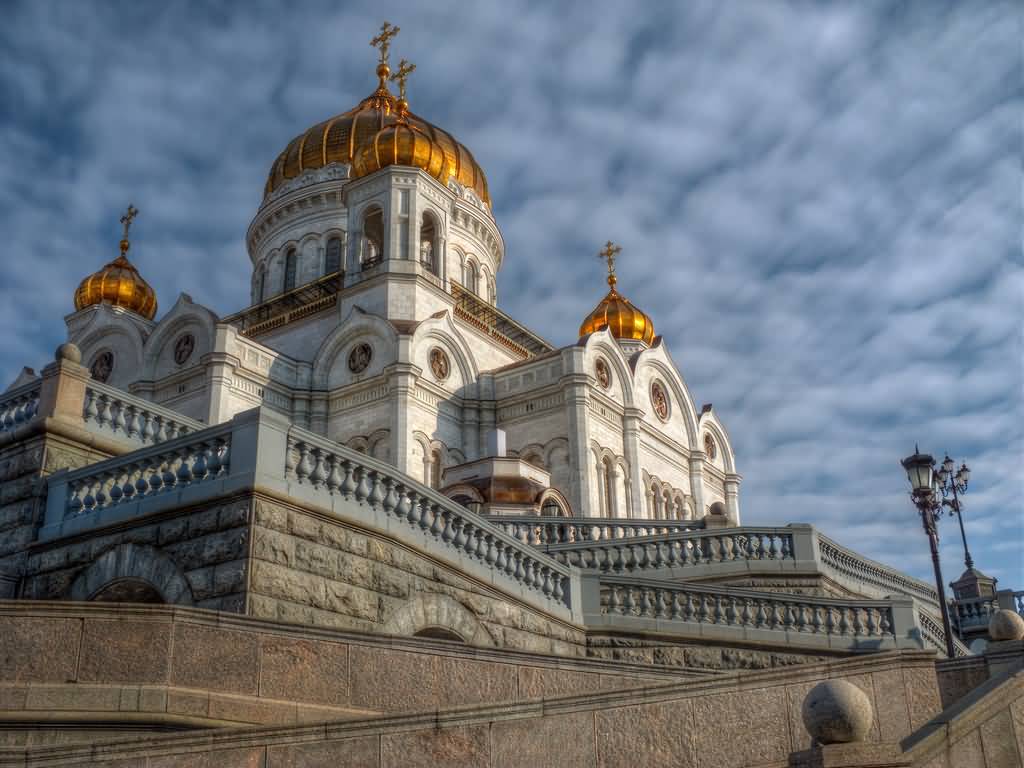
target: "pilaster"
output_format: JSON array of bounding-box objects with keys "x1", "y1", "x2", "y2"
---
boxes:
[
  {"x1": 622, "y1": 407, "x2": 644, "y2": 519},
  {"x1": 688, "y1": 453, "x2": 706, "y2": 517}
]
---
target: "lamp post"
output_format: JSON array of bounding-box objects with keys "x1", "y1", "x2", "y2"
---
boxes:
[
  {"x1": 936, "y1": 454, "x2": 973, "y2": 570},
  {"x1": 901, "y1": 446, "x2": 956, "y2": 658}
]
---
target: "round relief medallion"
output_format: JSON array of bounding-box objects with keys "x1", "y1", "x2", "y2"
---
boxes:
[
  {"x1": 89, "y1": 351, "x2": 114, "y2": 383},
  {"x1": 595, "y1": 358, "x2": 611, "y2": 389},
  {"x1": 173, "y1": 333, "x2": 195, "y2": 365},
  {"x1": 429, "y1": 347, "x2": 450, "y2": 381},
  {"x1": 347, "y1": 343, "x2": 373, "y2": 374},
  {"x1": 704, "y1": 433, "x2": 717, "y2": 459},
  {"x1": 650, "y1": 381, "x2": 670, "y2": 421}
]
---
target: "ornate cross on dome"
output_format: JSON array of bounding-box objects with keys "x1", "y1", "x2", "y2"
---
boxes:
[
  {"x1": 389, "y1": 59, "x2": 415, "y2": 101},
  {"x1": 370, "y1": 22, "x2": 400, "y2": 66},
  {"x1": 119, "y1": 204, "x2": 139, "y2": 256},
  {"x1": 598, "y1": 240, "x2": 622, "y2": 287}
]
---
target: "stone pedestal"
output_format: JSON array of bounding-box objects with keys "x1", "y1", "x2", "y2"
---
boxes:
[
  {"x1": 788, "y1": 743, "x2": 910, "y2": 768},
  {"x1": 37, "y1": 344, "x2": 89, "y2": 424}
]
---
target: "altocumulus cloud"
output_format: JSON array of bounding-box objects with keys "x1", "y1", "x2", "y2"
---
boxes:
[{"x1": 0, "y1": 1, "x2": 1019, "y2": 586}]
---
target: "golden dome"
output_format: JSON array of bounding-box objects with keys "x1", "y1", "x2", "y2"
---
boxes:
[
  {"x1": 352, "y1": 98, "x2": 448, "y2": 183},
  {"x1": 579, "y1": 241, "x2": 654, "y2": 344},
  {"x1": 74, "y1": 225, "x2": 157, "y2": 320},
  {"x1": 264, "y1": 68, "x2": 490, "y2": 204}
]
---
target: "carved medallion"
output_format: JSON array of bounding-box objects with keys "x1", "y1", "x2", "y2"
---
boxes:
[
  {"x1": 347, "y1": 343, "x2": 373, "y2": 374},
  {"x1": 89, "y1": 351, "x2": 113, "y2": 383},
  {"x1": 173, "y1": 333, "x2": 195, "y2": 365},
  {"x1": 650, "y1": 381, "x2": 669, "y2": 421},
  {"x1": 595, "y1": 358, "x2": 611, "y2": 389},
  {"x1": 704, "y1": 433, "x2": 717, "y2": 459},
  {"x1": 429, "y1": 347, "x2": 450, "y2": 381}
]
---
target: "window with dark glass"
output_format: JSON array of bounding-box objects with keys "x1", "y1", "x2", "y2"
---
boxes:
[
  {"x1": 325, "y1": 237, "x2": 342, "y2": 274},
  {"x1": 284, "y1": 248, "x2": 297, "y2": 291}
]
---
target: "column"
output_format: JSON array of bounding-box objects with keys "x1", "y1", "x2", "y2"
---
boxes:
[
  {"x1": 724, "y1": 472, "x2": 742, "y2": 524},
  {"x1": 564, "y1": 373, "x2": 594, "y2": 517},
  {"x1": 621, "y1": 407, "x2": 645, "y2": 519},
  {"x1": 688, "y1": 453, "x2": 706, "y2": 517},
  {"x1": 387, "y1": 362, "x2": 418, "y2": 476}
]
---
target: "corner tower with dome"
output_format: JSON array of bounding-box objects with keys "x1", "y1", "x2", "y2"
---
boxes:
[{"x1": 62, "y1": 24, "x2": 740, "y2": 523}]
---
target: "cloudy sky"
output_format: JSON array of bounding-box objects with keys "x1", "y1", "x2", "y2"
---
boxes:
[{"x1": 1, "y1": 1, "x2": 1020, "y2": 588}]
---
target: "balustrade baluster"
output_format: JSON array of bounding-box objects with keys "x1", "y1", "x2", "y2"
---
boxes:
[
  {"x1": 341, "y1": 460, "x2": 358, "y2": 498},
  {"x1": 97, "y1": 395, "x2": 112, "y2": 427},
  {"x1": 441, "y1": 510, "x2": 455, "y2": 543},
  {"x1": 191, "y1": 442, "x2": 209, "y2": 482},
  {"x1": 309, "y1": 448, "x2": 327, "y2": 487},
  {"x1": 83, "y1": 390, "x2": 98, "y2": 422},
  {"x1": 355, "y1": 468, "x2": 372, "y2": 501},
  {"x1": 552, "y1": 574, "x2": 564, "y2": 602}
]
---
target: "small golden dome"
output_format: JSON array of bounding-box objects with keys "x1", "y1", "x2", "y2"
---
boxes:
[
  {"x1": 579, "y1": 285, "x2": 655, "y2": 344},
  {"x1": 579, "y1": 241, "x2": 654, "y2": 344},
  {"x1": 75, "y1": 208, "x2": 157, "y2": 320}
]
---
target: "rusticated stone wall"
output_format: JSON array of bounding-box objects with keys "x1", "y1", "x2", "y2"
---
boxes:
[
  {"x1": 0, "y1": 601, "x2": 695, "y2": 747},
  {"x1": 249, "y1": 497, "x2": 587, "y2": 655},
  {"x1": 0, "y1": 433, "x2": 109, "y2": 591},
  {"x1": 586, "y1": 634, "x2": 831, "y2": 671},
  {"x1": 20, "y1": 497, "x2": 251, "y2": 612}
]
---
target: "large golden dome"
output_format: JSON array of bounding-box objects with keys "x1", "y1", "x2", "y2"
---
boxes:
[
  {"x1": 579, "y1": 242, "x2": 655, "y2": 344},
  {"x1": 264, "y1": 66, "x2": 489, "y2": 204},
  {"x1": 74, "y1": 252, "x2": 157, "y2": 320}
]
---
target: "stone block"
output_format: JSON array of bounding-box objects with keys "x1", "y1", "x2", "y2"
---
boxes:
[
  {"x1": 349, "y1": 645, "x2": 438, "y2": 712},
  {"x1": 518, "y1": 666, "x2": 604, "y2": 699},
  {"x1": 251, "y1": 560, "x2": 327, "y2": 611},
  {"x1": 78, "y1": 618, "x2": 172, "y2": 684},
  {"x1": 267, "y1": 736, "x2": 379, "y2": 768},
  {"x1": 167, "y1": 689, "x2": 210, "y2": 718},
  {"x1": 218, "y1": 501, "x2": 251, "y2": 528},
  {"x1": 253, "y1": 527, "x2": 294, "y2": 566},
  {"x1": 214, "y1": 560, "x2": 247, "y2": 594},
  {"x1": 902, "y1": 666, "x2": 942, "y2": 730},
  {"x1": 491, "y1": 710, "x2": 596, "y2": 768},
  {"x1": 157, "y1": 516, "x2": 189, "y2": 545},
  {"x1": 381, "y1": 725, "x2": 489, "y2": 768},
  {"x1": 947, "y1": 728, "x2": 987, "y2": 768},
  {"x1": 437, "y1": 656, "x2": 517, "y2": 707},
  {"x1": 187, "y1": 508, "x2": 221, "y2": 538},
  {"x1": 255, "y1": 499, "x2": 289, "y2": 532},
  {"x1": 207, "y1": 693, "x2": 292, "y2": 725},
  {"x1": 0, "y1": 616, "x2": 80, "y2": 683},
  {"x1": 259, "y1": 636, "x2": 349, "y2": 708},
  {"x1": 595, "y1": 700, "x2": 697, "y2": 768},
  {"x1": 288, "y1": 510, "x2": 321, "y2": 542},
  {"x1": 294, "y1": 538, "x2": 337, "y2": 578},
  {"x1": 25, "y1": 684, "x2": 121, "y2": 712},
  {"x1": 324, "y1": 578, "x2": 382, "y2": 622},
  {"x1": 186, "y1": 566, "x2": 216, "y2": 600},
  {"x1": 979, "y1": 708, "x2": 1022, "y2": 768},
  {"x1": 869, "y1": 668, "x2": 912, "y2": 743},
  {"x1": 149, "y1": 746, "x2": 267, "y2": 768},
  {"x1": 170, "y1": 623, "x2": 260, "y2": 695},
  {"x1": 1013, "y1": 695, "x2": 1024, "y2": 765},
  {"x1": 139, "y1": 686, "x2": 168, "y2": 713},
  {"x1": 694, "y1": 686, "x2": 791, "y2": 768}
]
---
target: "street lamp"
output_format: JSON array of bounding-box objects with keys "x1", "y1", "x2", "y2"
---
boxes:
[
  {"x1": 901, "y1": 446, "x2": 956, "y2": 658},
  {"x1": 936, "y1": 454, "x2": 973, "y2": 570}
]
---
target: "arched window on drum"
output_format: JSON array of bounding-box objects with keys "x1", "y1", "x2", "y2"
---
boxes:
[
  {"x1": 283, "y1": 247, "x2": 297, "y2": 292},
  {"x1": 325, "y1": 236, "x2": 343, "y2": 275}
]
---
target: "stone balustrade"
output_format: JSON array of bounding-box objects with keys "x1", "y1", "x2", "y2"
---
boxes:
[
  {"x1": 590, "y1": 575, "x2": 918, "y2": 652},
  {"x1": 482, "y1": 515, "x2": 704, "y2": 545},
  {"x1": 82, "y1": 381, "x2": 205, "y2": 447},
  {"x1": 917, "y1": 609, "x2": 970, "y2": 657},
  {"x1": 548, "y1": 527, "x2": 796, "y2": 573},
  {"x1": 62, "y1": 424, "x2": 232, "y2": 519},
  {"x1": 0, "y1": 381, "x2": 40, "y2": 434},
  {"x1": 817, "y1": 534, "x2": 940, "y2": 611},
  {"x1": 286, "y1": 429, "x2": 574, "y2": 612},
  {"x1": 954, "y1": 595, "x2": 998, "y2": 633}
]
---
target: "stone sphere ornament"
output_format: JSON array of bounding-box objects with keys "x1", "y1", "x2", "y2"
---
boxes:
[
  {"x1": 55, "y1": 343, "x2": 82, "y2": 364},
  {"x1": 989, "y1": 609, "x2": 1024, "y2": 641},
  {"x1": 801, "y1": 680, "x2": 873, "y2": 745}
]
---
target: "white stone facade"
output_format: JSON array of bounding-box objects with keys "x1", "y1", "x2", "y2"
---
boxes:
[{"x1": 65, "y1": 160, "x2": 740, "y2": 523}]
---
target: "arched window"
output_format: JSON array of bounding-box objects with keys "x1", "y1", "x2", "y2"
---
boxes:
[
  {"x1": 284, "y1": 248, "x2": 297, "y2": 292},
  {"x1": 325, "y1": 236, "x2": 342, "y2": 275},
  {"x1": 602, "y1": 458, "x2": 615, "y2": 517},
  {"x1": 419, "y1": 213, "x2": 438, "y2": 274},
  {"x1": 488, "y1": 277, "x2": 497, "y2": 305},
  {"x1": 361, "y1": 207, "x2": 384, "y2": 267},
  {"x1": 429, "y1": 450, "x2": 442, "y2": 489},
  {"x1": 541, "y1": 498, "x2": 564, "y2": 517},
  {"x1": 464, "y1": 260, "x2": 478, "y2": 295}
]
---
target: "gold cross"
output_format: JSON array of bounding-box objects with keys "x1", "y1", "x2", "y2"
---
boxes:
[
  {"x1": 389, "y1": 59, "x2": 416, "y2": 101},
  {"x1": 370, "y1": 21, "x2": 400, "y2": 65},
  {"x1": 598, "y1": 240, "x2": 622, "y2": 276},
  {"x1": 120, "y1": 204, "x2": 139, "y2": 241}
]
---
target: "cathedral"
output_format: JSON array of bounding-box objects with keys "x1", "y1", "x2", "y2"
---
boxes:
[
  {"x1": 65, "y1": 28, "x2": 739, "y2": 529},
  {"x1": 0, "y1": 22, "x2": 1019, "y2": 768}
]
